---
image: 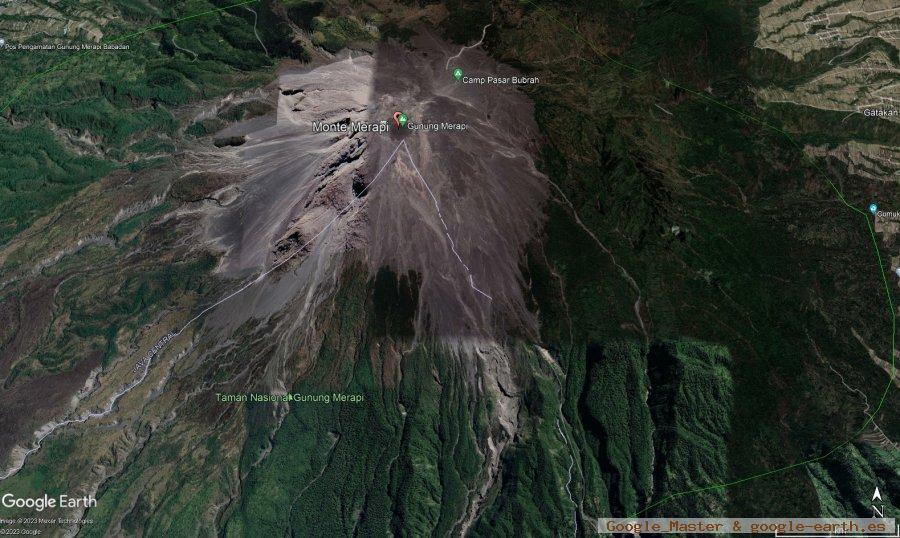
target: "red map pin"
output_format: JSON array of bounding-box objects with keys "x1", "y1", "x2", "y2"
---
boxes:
[{"x1": 393, "y1": 111, "x2": 408, "y2": 127}]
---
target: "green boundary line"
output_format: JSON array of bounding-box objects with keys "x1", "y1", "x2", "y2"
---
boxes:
[
  {"x1": 0, "y1": 0, "x2": 260, "y2": 114},
  {"x1": 520, "y1": 0, "x2": 897, "y2": 519}
]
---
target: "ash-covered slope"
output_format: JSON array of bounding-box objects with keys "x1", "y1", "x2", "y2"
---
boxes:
[
  {"x1": 0, "y1": 32, "x2": 566, "y2": 535},
  {"x1": 186, "y1": 32, "x2": 555, "y2": 533},
  {"x1": 365, "y1": 32, "x2": 549, "y2": 339}
]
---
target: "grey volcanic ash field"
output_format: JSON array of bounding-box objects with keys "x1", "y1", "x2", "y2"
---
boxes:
[
  {"x1": 0, "y1": 32, "x2": 565, "y2": 535},
  {"x1": 201, "y1": 31, "x2": 548, "y2": 341}
]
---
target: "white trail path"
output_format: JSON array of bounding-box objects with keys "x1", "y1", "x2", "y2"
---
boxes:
[
  {"x1": 402, "y1": 143, "x2": 493, "y2": 301},
  {"x1": 445, "y1": 24, "x2": 491, "y2": 70}
]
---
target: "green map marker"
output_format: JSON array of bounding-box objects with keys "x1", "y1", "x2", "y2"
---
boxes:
[
  {"x1": 453, "y1": 67, "x2": 463, "y2": 81},
  {"x1": 398, "y1": 113, "x2": 408, "y2": 127}
]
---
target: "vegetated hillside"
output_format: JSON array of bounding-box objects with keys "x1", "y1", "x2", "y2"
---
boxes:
[
  {"x1": 0, "y1": 0, "x2": 296, "y2": 246},
  {"x1": 470, "y1": 0, "x2": 898, "y2": 520},
  {"x1": 0, "y1": 0, "x2": 307, "y2": 455}
]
